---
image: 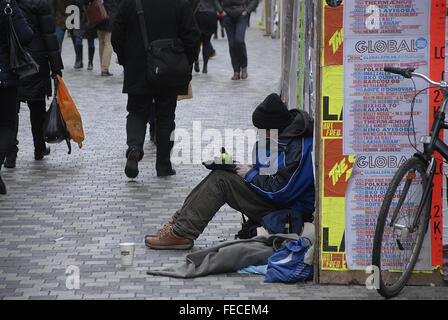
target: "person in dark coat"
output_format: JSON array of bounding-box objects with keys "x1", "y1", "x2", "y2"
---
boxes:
[
  {"x1": 112, "y1": 0, "x2": 200, "y2": 177},
  {"x1": 4, "y1": 0, "x2": 64, "y2": 168},
  {"x1": 217, "y1": 0, "x2": 258, "y2": 80},
  {"x1": 96, "y1": 0, "x2": 120, "y2": 76},
  {"x1": 69, "y1": 0, "x2": 97, "y2": 70},
  {"x1": 192, "y1": 0, "x2": 221, "y2": 74},
  {"x1": 0, "y1": 0, "x2": 34, "y2": 194}
]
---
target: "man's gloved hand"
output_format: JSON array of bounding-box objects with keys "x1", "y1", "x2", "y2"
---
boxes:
[{"x1": 235, "y1": 162, "x2": 252, "y2": 178}]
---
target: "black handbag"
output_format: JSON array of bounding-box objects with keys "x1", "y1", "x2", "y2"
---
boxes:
[
  {"x1": 135, "y1": 0, "x2": 191, "y2": 87},
  {"x1": 44, "y1": 78, "x2": 72, "y2": 154},
  {"x1": 5, "y1": 0, "x2": 39, "y2": 79}
]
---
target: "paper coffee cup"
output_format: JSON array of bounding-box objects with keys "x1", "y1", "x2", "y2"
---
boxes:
[{"x1": 119, "y1": 243, "x2": 136, "y2": 267}]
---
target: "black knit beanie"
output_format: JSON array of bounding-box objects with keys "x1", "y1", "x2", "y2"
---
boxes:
[{"x1": 252, "y1": 93, "x2": 293, "y2": 131}]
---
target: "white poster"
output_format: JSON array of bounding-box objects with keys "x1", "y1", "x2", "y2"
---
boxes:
[
  {"x1": 342, "y1": 35, "x2": 429, "y2": 155},
  {"x1": 343, "y1": 0, "x2": 430, "y2": 37},
  {"x1": 345, "y1": 157, "x2": 432, "y2": 270},
  {"x1": 343, "y1": 0, "x2": 433, "y2": 270}
]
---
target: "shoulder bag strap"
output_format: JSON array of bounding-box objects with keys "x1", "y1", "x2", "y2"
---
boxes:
[
  {"x1": 193, "y1": 1, "x2": 201, "y2": 15},
  {"x1": 135, "y1": 0, "x2": 150, "y2": 50},
  {"x1": 5, "y1": 0, "x2": 25, "y2": 54}
]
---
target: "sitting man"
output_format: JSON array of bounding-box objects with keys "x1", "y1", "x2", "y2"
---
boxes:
[{"x1": 145, "y1": 93, "x2": 315, "y2": 250}]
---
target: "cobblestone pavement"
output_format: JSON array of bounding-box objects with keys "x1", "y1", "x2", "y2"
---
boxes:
[{"x1": 1, "y1": 14, "x2": 447, "y2": 301}]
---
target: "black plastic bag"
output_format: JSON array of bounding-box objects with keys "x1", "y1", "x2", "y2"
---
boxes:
[{"x1": 43, "y1": 80, "x2": 71, "y2": 154}]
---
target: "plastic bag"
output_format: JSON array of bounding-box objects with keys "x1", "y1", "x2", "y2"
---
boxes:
[
  {"x1": 43, "y1": 97, "x2": 71, "y2": 154},
  {"x1": 264, "y1": 237, "x2": 313, "y2": 283},
  {"x1": 56, "y1": 75, "x2": 84, "y2": 149}
]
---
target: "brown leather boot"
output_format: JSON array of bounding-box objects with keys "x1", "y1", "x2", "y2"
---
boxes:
[
  {"x1": 231, "y1": 72, "x2": 240, "y2": 80},
  {"x1": 145, "y1": 221, "x2": 174, "y2": 238},
  {"x1": 241, "y1": 68, "x2": 248, "y2": 79},
  {"x1": 145, "y1": 223, "x2": 193, "y2": 250}
]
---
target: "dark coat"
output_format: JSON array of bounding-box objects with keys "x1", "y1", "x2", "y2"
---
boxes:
[
  {"x1": 218, "y1": 0, "x2": 259, "y2": 17},
  {"x1": 96, "y1": 0, "x2": 121, "y2": 32},
  {"x1": 112, "y1": 0, "x2": 200, "y2": 96},
  {"x1": 16, "y1": 0, "x2": 64, "y2": 101},
  {"x1": 245, "y1": 109, "x2": 315, "y2": 214},
  {"x1": 0, "y1": 0, "x2": 34, "y2": 87},
  {"x1": 49, "y1": 0, "x2": 71, "y2": 30},
  {"x1": 195, "y1": 0, "x2": 220, "y2": 35}
]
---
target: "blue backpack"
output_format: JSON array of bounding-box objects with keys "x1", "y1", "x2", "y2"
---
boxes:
[{"x1": 264, "y1": 237, "x2": 313, "y2": 283}]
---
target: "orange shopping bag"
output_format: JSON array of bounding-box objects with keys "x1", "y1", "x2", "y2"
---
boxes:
[{"x1": 56, "y1": 75, "x2": 85, "y2": 149}]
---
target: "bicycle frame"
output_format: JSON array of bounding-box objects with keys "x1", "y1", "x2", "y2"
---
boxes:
[
  {"x1": 409, "y1": 84, "x2": 448, "y2": 231},
  {"x1": 389, "y1": 76, "x2": 448, "y2": 233}
]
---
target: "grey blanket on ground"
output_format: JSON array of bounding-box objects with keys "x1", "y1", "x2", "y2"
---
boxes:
[{"x1": 146, "y1": 234, "x2": 299, "y2": 278}]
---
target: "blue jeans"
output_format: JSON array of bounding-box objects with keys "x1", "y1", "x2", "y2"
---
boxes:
[
  {"x1": 222, "y1": 14, "x2": 249, "y2": 73},
  {"x1": 55, "y1": 26, "x2": 65, "y2": 52}
]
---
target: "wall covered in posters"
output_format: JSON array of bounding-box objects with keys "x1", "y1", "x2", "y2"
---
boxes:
[
  {"x1": 342, "y1": 0, "x2": 445, "y2": 270},
  {"x1": 320, "y1": 0, "x2": 350, "y2": 271}
]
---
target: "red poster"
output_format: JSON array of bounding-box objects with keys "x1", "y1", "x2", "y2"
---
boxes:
[
  {"x1": 323, "y1": 139, "x2": 355, "y2": 197},
  {"x1": 429, "y1": 0, "x2": 445, "y2": 266},
  {"x1": 324, "y1": 5, "x2": 344, "y2": 66}
]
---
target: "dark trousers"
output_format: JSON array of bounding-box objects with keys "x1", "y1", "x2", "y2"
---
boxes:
[
  {"x1": 200, "y1": 33, "x2": 213, "y2": 66},
  {"x1": 126, "y1": 94, "x2": 177, "y2": 173},
  {"x1": 172, "y1": 170, "x2": 278, "y2": 240},
  {"x1": 0, "y1": 86, "x2": 18, "y2": 168},
  {"x1": 9, "y1": 100, "x2": 47, "y2": 157},
  {"x1": 222, "y1": 14, "x2": 249, "y2": 73}
]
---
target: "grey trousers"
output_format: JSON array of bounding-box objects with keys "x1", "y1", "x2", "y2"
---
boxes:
[{"x1": 173, "y1": 170, "x2": 278, "y2": 240}]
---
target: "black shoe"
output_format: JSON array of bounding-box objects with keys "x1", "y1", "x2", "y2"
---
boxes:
[
  {"x1": 202, "y1": 64, "x2": 208, "y2": 74},
  {"x1": 157, "y1": 168, "x2": 176, "y2": 177},
  {"x1": 194, "y1": 61, "x2": 200, "y2": 73},
  {"x1": 74, "y1": 45, "x2": 83, "y2": 69},
  {"x1": 87, "y1": 47, "x2": 95, "y2": 71},
  {"x1": 74, "y1": 61, "x2": 83, "y2": 69},
  {"x1": 149, "y1": 125, "x2": 156, "y2": 144},
  {"x1": 0, "y1": 176, "x2": 6, "y2": 195},
  {"x1": 125, "y1": 150, "x2": 140, "y2": 179},
  {"x1": 3, "y1": 155, "x2": 16, "y2": 169},
  {"x1": 35, "y1": 147, "x2": 50, "y2": 160},
  {"x1": 101, "y1": 71, "x2": 113, "y2": 77}
]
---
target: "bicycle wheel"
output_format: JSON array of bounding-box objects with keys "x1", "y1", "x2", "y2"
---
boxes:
[{"x1": 372, "y1": 156, "x2": 431, "y2": 298}]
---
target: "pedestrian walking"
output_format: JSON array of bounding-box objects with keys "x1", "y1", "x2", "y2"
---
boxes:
[
  {"x1": 112, "y1": 0, "x2": 200, "y2": 178},
  {"x1": 96, "y1": 0, "x2": 120, "y2": 76},
  {"x1": 4, "y1": 0, "x2": 64, "y2": 168},
  {"x1": 70, "y1": 0, "x2": 97, "y2": 70},
  {"x1": 217, "y1": 0, "x2": 259, "y2": 80},
  {"x1": 0, "y1": 0, "x2": 34, "y2": 194},
  {"x1": 49, "y1": 0, "x2": 71, "y2": 52},
  {"x1": 192, "y1": 0, "x2": 221, "y2": 74}
]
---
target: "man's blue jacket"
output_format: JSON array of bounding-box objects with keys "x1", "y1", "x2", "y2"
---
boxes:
[{"x1": 245, "y1": 109, "x2": 315, "y2": 215}]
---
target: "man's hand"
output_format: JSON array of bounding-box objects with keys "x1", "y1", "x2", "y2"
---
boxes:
[
  {"x1": 235, "y1": 162, "x2": 252, "y2": 178},
  {"x1": 242, "y1": 11, "x2": 248, "y2": 16}
]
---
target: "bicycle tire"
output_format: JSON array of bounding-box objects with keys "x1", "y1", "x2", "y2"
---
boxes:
[{"x1": 372, "y1": 155, "x2": 430, "y2": 298}]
